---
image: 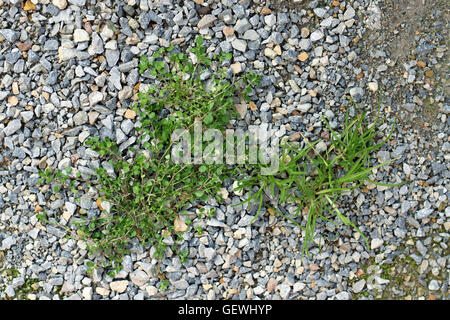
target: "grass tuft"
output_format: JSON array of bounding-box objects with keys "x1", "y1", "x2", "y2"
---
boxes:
[{"x1": 235, "y1": 105, "x2": 402, "y2": 256}]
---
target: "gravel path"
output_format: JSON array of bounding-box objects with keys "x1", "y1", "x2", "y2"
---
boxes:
[{"x1": 0, "y1": 0, "x2": 448, "y2": 300}]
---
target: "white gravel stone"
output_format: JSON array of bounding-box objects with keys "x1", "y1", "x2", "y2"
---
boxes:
[
  {"x1": 315, "y1": 141, "x2": 327, "y2": 153},
  {"x1": 310, "y1": 30, "x2": 324, "y2": 42},
  {"x1": 73, "y1": 29, "x2": 90, "y2": 43},
  {"x1": 428, "y1": 280, "x2": 440, "y2": 291},
  {"x1": 89, "y1": 91, "x2": 104, "y2": 106},
  {"x1": 264, "y1": 14, "x2": 276, "y2": 27},
  {"x1": 352, "y1": 279, "x2": 366, "y2": 293},
  {"x1": 278, "y1": 283, "x2": 291, "y2": 299},
  {"x1": 110, "y1": 280, "x2": 129, "y2": 293},
  {"x1": 145, "y1": 286, "x2": 158, "y2": 296},
  {"x1": 371, "y1": 238, "x2": 384, "y2": 250},
  {"x1": 197, "y1": 14, "x2": 216, "y2": 29},
  {"x1": 335, "y1": 291, "x2": 350, "y2": 300},
  {"x1": 368, "y1": 81, "x2": 379, "y2": 92},
  {"x1": 344, "y1": 6, "x2": 356, "y2": 20},
  {"x1": 130, "y1": 270, "x2": 149, "y2": 287},
  {"x1": 231, "y1": 39, "x2": 247, "y2": 52},
  {"x1": 52, "y1": 0, "x2": 67, "y2": 10}
]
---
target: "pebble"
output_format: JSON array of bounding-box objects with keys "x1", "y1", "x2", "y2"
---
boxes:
[
  {"x1": 428, "y1": 280, "x2": 440, "y2": 291},
  {"x1": 197, "y1": 15, "x2": 216, "y2": 29},
  {"x1": 416, "y1": 208, "x2": 433, "y2": 220},
  {"x1": 52, "y1": 0, "x2": 67, "y2": 10},
  {"x1": 352, "y1": 279, "x2": 366, "y2": 293},
  {"x1": 371, "y1": 239, "x2": 383, "y2": 250},
  {"x1": 130, "y1": 270, "x2": 149, "y2": 287},
  {"x1": 74, "y1": 29, "x2": 90, "y2": 43},
  {"x1": 230, "y1": 63, "x2": 242, "y2": 74},
  {"x1": 232, "y1": 39, "x2": 247, "y2": 52},
  {"x1": 278, "y1": 283, "x2": 291, "y2": 299},
  {"x1": 124, "y1": 109, "x2": 136, "y2": 120},
  {"x1": 96, "y1": 287, "x2": 110, "y2": 296},
  {"x1": 335, "y1": 292, "x2": 350, "y2": 300},
  {"x1": 344, "y1": 7, "x2": 356, "y2": 20},
  {"x1": 110, "y1": 281, "x2": 129, "y2": 293},
  {"x1": 298, "y1": 52, "x2": 309, "y2": 62},
  {"x1": 4, "y1": 119, "x2": 21, "y2": 136},
  {"x1": 315, "y1": 141, "x2": 327, "y2": 153},
  {"x1": 7, "y1": 96, "x2": 18, "y2": 106},
  {"x1": 367, "y1": 82, "x2": 378, "y2": 92},
  {"x1": 310, "y1": 30, "x2": 324, "y2": 42},
  {"x1": 73, "y1": 111, "x2": 88, "y2": 126},
  {"x1": 223, "y1": 27, "x2": 234, "y2": 38}
]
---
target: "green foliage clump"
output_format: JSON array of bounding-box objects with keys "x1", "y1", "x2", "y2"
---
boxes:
[{"x1": 38, "y1": 36, "x2": 260, "y2": 276}]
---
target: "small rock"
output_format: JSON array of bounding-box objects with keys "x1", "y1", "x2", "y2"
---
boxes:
[
  {"x1": 197, "y1": 14, "x2": 217, "y2": 29},
  {"x1": 174, "y1": 216, "x2": 188, "y2": 233},
  {"x1": 416, "y1": 208, "x2": 433, "y2": 220},
  {"x1": 223, "y1": 26, "x2": 234, "y2": 38},
  {"x1": 173, "y1": 279, "x2": 189, "y2": 290},
  {"x1": 73, "y1": 111, "x2": 88, "y2": 126},
  {"x1": 301, "y1": 27, "x2": 310, "y2": 38},
  {"x1": 297, "y1": 52, "x2": 309, "y2": 62},
  {"x1": 110, "y1": 280, "x2": 129, "y2": 293},
  {"x1": 313, "y1": 8, "x2": 327, "y2": 18},
  {"x1": 264, "y1": 48, "x2": 277, "y2": 59},
  {"x1": 58, "y1": 47, "x2": 79, "y2": 62},
  {"x1": 349, "y1": 87, "x2": 364, "y2": 100},
  {"x1": 335, "y1": 291, "x2": 350, "y2": 300},
  {"x1": 299, "y1": 38, "x2": 311, "y2": 51},
  {"x1": 242, "y1": 30, "x2": 259, "y2": 41},
  {"x1": 371, "y1": 238, "x2": 383, "y2": 250},
  {"x1": 217, "y1": 188, "x2": 229, "y2": 200},
  {"x1": 68, "y1": 0, "x2": 85, "y2": 5},
  {"x1": 352, "y1": 279, "x2": 366, "y2": 293},
  {"x1": 234, "y1": 19, "x2": 251, "y2": 34},
  {"x1": 367, "y1": 82, "x2": 378, "y2": 92},
  {"x1": 0, "y1": 29, "x2": 18, "y2": 43},
  {"x1": 88, "y1": 33, "x2": 104, "y2": 55},
  {"x1": 73, "y1": 29, "x2": 90, "y2": 43},
  {"x1": 278, "y1": 283, "x2": 291, "y2": 299},
  {"x1": 89, "y1": 91, "x2": 104, "y2": 106},
  {"x1": 315, "y1": 141, "x2": 327, "y2": 153},
  {"x1": 310, "y1": 30, "x2": 324, "y2": 42},
  {"x1": 428, "y1": 280, "x2": 440, "y2": 291},
  {"x1": 130, "y1": 270, "x2": 149, "y2": 287},
  {"x1": 231, "y1": 39, "x2": 247, "y2": 52},
  {"x1": 266, "y1": 278, "x2": 277, "y2": 293},
  {"x1": 264, "y1": 14, "x2": 276, "y2": 27},
  {"x1": 344, "y1": 6, "x2": 356, "y2": 20},
  {"x1": 298, "y1": 103, "x2": 311, "y2": 113},
  {"x1": 124, "y1": 109, "x2": 136, "y2": 120},
  {"x1": 230, "y1": 63, "x2": 242, "y2": 74},
  {"x1": 7, "y1": 96, "x2": 18, "y2": 106},
  {"x1": 118, "y1": 87, "x2": 133, "y2": 102},
  {"x1": 145, "y1": 286, "x2": 158, "y2": 296},
  {"x1": 260, "y1": 7, "x2": 271, "y2": 15},
  {"x1": 377, "y1": 150, "x2": 390, "y2": 164},
  {"x1": 52, "y1": 0, "x2": 67, "y2": 10},
  {"x1": 235, "y1": 104, "x2": 247, "y2": 119},
  {"x1": 95, "y1": 287, "x2": 110, "y2": 296}
]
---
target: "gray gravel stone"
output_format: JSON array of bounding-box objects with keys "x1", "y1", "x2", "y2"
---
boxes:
[{"x1": 4, "y1": 120, "x2": 21, "y2": 136}]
